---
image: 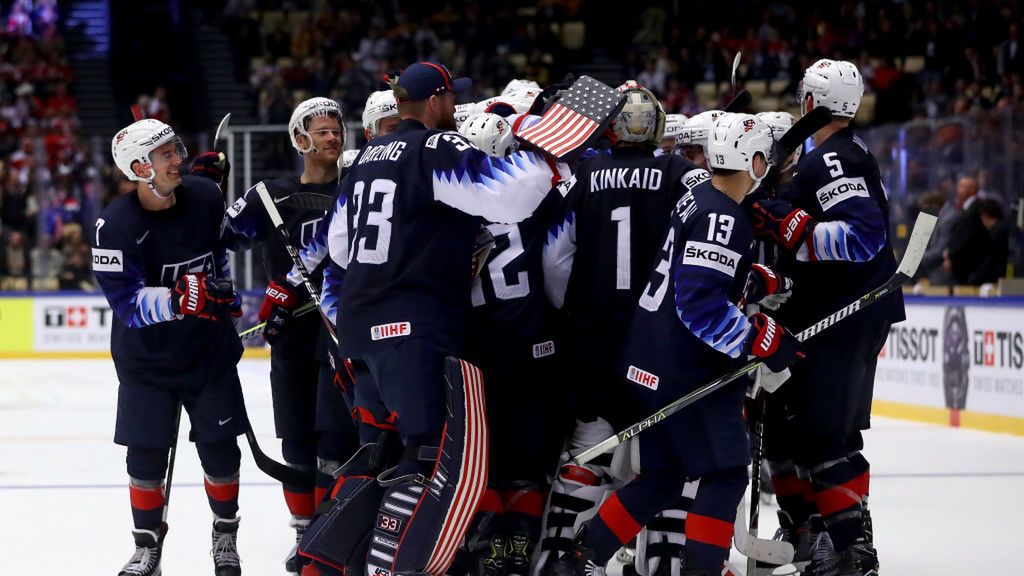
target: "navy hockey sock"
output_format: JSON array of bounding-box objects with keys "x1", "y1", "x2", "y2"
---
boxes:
[
  {"x1": 585, "y1": 472, "x2": 686, "y2": 565},
  {"x1": 684, "y1": 467, "x2": 747, "y2": 573},
  {"x1": 197, "y1": 440, "x2": 242, "y2": 519},
  {"x1": 811, "y1": 456, "x2": 869, "y2": 552},
  {"x1": 126, "y1": 446, "x2": 170, "y2": 531},
  {"x1": 769, "y1": 460, "x2": 817, "y2": 527},
  {"x1": 282, "y1": 437, "x2": 317, "y2": 517}
]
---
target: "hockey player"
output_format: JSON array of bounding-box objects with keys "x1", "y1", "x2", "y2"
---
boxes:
[
  {"x1": 674, "y1": 110, "x2": 724, "y2": 169},
  {"x1": 537, "y1": 81, "x2": 709, "y2": 573},
  {"x1": 548, "y1": 113, "x2": 804, "y2": 576},
  {"x1": 95, "y1": 118, "x2": 246, "y2": 576},
  {"x1": 221, "y1": 97, "x2": 357, "y2": 574},
  {"x1": 657, "y1": 113, "x2": 688, "y2": 155},
  {"x1": 300, "y1": 61, "x2": 569, "y2": 576},
  {"x1": 749, "y1": 59, "x2": 905, "y2": 576},
  {"x1": 458, "y1": 112, "x2": 566, "y2": 576}
]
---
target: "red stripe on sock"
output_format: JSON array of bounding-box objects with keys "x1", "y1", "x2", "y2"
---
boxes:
[
  {"x1": 130, "y1": 484, "x2": 165, "y2": 511},
  {"x1": 477, "y1": 488, "x2": 503, "y2": 513},
  {"x1": 597, "y1": 492, "x2": 642, "y2": 545},
  {"x1": 815, "y1": 472, "x2": 868, "y2": 517},
  {"x1": 314, "y1": 486, "x2": 328, "y2": 507},
  {"x1": 353, "y1": 407, "x2": 398, "y2": 431},
  {"x1": 204, "y1": 477, "x2": 240, "y2": 502},
  {"x1": 685, "y1": 512, "x2": 734, "y2": 549},
  {"x1": 284, "y1": 488, "x2": 316, "y2": 517},
  {"x1": 771, "y1": 473, "x2": 813, "y2": 498},
  {"x1": 502, "y1": 488, "x2": 544, "y2": 517},
  {"x1": 855, "y1": 470, "x2": 870, "y2": 499}
]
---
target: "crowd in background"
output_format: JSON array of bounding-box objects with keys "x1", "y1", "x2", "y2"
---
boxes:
[{"x1": 0, "y1": 0, "x2": 1022, "y2": 291}]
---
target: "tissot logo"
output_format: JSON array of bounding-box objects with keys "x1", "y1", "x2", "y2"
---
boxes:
[
  {"x1": 972, "y1": 330, "x2": 1024, "y2": 368},
  {"x1": 43, "y1": 306, "x2": 112, "y2": 329}
]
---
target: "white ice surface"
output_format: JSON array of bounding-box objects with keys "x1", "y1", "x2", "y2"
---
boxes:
[{"x1": 1, "y1": 359, "x2": 1021, "y2": 575}]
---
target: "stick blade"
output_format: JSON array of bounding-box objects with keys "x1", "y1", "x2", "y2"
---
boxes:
[
  {"x1": 897, "y1": 210, "x2": 938, "y2": 278},
  {"x1": 572, "y1": 435, "x2": 620, "y2": 466},
  {"x1": 724, "y1": 89, "x2": 752, "y2": 113},
  {"x1": 735, "y1": 497, "x2": 796, "y2": 563}
]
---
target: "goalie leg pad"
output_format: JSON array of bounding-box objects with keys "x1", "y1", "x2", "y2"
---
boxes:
[
  {"x1": 634, "y1": 480, "x2": 698, "y2": 576},
  {"x1": 298, "y1": 431, "x2": 403, "y2": 573},
  {"x1": 367, "y1": 357, "x2": 489, "y2": 576},
  {"x1": 531, "y1": 418, "x2": 618, "y2": 576}
]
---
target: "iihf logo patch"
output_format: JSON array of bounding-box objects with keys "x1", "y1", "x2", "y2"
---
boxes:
[
  {"x1": 532, "y1": 340, "x2": 555, "y2": 358},
  {"x1": 371, "y1": 321, "x2": 411, "y2": 341},
  {"x1": 627, "y1": 365, "x2": 659, "y2": 390}
]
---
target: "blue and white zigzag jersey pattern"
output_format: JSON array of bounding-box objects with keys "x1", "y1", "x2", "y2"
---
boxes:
[
  {"x1": 320, "y1": 192, "x2": 349, "y2": 325},
  {"x1": 329, "y1": 118, "x2": 566, "y2": 356},
  {"x1": 787, "y1": 130, "x2": 888, "y2": 263},
  {"x1": 638, "y1": 182, "x2": 753, "y2": 358}
]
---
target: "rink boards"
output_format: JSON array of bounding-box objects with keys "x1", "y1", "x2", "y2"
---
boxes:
[{"x1": 2, "y1": 292, "x2": 1024, "y2": 435}]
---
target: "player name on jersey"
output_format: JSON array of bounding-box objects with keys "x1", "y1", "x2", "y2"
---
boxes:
[
  {"x1": 588, "y1": 167, "x2": 663, "y2": 192},
  {"x1": 359, "y1": 141, "x2": 407, "y2": 164}
]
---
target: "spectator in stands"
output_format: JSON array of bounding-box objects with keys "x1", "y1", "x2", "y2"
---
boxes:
[
  {"x1": 919, "y1": 191, "x2": 956, "y2": 286},
  {"x1": 974, "y1": 199, "x2": 1011, "y2": 285},
  {"x1": 0, "y1": 229, "x2": 29, "y2": 284},
  {"x1": 945, "y1": 175, "x2": 994, "y2": 285}
]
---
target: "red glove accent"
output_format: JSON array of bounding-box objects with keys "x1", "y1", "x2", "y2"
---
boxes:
[
  {"x1": 750, "y1": 200, "x2": 815, "y2": 251},
  {"x1": 743, "y1": 312, "x2": 806, "y2": 373},
  {"x1": 172, "y1": 273, "x2": 239, "y2": 321},
  {"x1": 744, "y1": 263, "x2": 794, "y2": 308},
  {"x1": 258, "y1": 280, "x2": 299, "y2": 322}
]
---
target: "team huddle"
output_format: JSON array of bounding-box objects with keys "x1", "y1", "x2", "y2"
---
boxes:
[{"x1": 92, "y1": 57, "x2": 902, "y2": 576}]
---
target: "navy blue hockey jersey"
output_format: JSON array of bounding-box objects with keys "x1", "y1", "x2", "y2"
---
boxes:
[
  {"x1": 620, "y1": 180, "x2": 754, "y2": 389},
  {"x1": 90, "y1": 176, "x2": 242, "y2": 387},
  {"x1": 466, "y1": 190, "x2": 563, "y2": 368},
  {"x1": 542, "y1": 148, "x2": 709, "y2": 370},
  {"x1": 778, "y1": 128, "x2": 905, "y2": 330},
  {"x1": 325, "y1": 118, "x2": 567, "y2": 356},
  {"x1": 224, "y1": 176, "x2": 337, "y2": 358}
]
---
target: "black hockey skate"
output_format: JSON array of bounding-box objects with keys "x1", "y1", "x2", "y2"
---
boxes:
[
  {"x1": 506, "y1": 532, "x2": 533, "y2": 576},
  {"x1": 118, "y1": 524, "x2": 165, "y2": 576},
  {"x1": 284, "y1": 516, "x2": 311, "y2": 574},
  {"x1": 211, "y1": 517, "x2": 241, "y2": 576},
  {"x1": 481, "y1": 533, "x2": 509, "y2": 576},
  {"x1": 543, "y1": 531, "x2": 604, "y2": 576},
  {"x1": 804, "y1": 537, "x2": 878, "y2": 576}
]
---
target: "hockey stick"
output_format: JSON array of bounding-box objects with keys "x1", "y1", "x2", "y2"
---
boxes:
[
  {"x1": 742, "y1": 395, "x2": 776, "y2": 566},
  {"x1": 723, "y1": 89, "x2": 752, "y2": 113},
  {"x1": 573, "y1": 209, "x2": 937, "y2": 466},
  {"x1": 237, "y1": 300, "x2": 319, "y2": 341},
  {"x1": 130, "y1": 103, "x2": 145, "y2": 121},
  {"x1": 253, "y1": 181, "x2": 339, "y2": 345},
  {"x1": 213, "y1": 113, "x2": 231, "y2": 149},
  {"x1": 162, "y1": 401, "x2": 183, "y2": 528}
]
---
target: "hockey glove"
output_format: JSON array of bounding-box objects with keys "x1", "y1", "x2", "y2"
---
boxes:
[
  {"x1": 258, "y1": 279, "x2": 301, "y2": 344},
  {"x1": 471, "y1": 226, "x2": 495, "y2": 278},
  {"x1": 744, "y1": 263, "x2": 794, "y2": 311},
  {"x1": 172, "y1": 273, "x2": 242, "y2": 321},
  {"x1": 743, "y1": 312, "x2": 805, "y2": 374},
  {"x1": 750, "y1": 199, "x2": 814, "y2": 252},
  {"x1": 190, "y1": 151, "x2": 231, "y2": 189}
]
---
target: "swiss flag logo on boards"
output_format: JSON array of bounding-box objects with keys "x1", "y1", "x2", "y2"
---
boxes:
[
  {"x1": 66, "y1": 306, "x2": 88, "y2": 328},
  {"x1": 627, "y1": 365, "x2": 659, "y2": 390},
  {"x1": 371, "y1": 321, "x2": 411, "y2": 341}
]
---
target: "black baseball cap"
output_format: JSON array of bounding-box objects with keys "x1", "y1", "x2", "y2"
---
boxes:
[{"x1": 390, "y1": 61, "x2": 472, "y2": 102}]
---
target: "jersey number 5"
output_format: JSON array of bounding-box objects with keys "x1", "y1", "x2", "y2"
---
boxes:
[{"x1": 350, "y1": 178, "x2": 396, "y2": 264}]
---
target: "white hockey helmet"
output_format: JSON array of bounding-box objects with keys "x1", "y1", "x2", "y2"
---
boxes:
[
  {"x1": 800, "y1": 59, "x2": 864, "y2": 118},
  {"x1": 662, "y1": 113, "x2": 690, "y2": 141},
  {"x1": 501, "y1": 78, "x2": 541, "y2": 96},
  {"x1": 675, "y1": 109, "x2": 724, "y2": 151},
  {"x1": 340, "y1": 148, "x2": 360, "y2": 170},
  {"x1": 111, "y1": 119, "x2": 188, "y2": 183},
  {"x1": 454, "y1": 102, "x2": 477, "y2": 129},
  {"x1": 459, "y1": 112, "x2": 517, "y2": 157},
  {"x1": 289, "y1": 97, "x2": 344, "y2": 155},
  {"x1": 707, "y1": 112, "x2": 774, "y2": 189},
  {"x1": 472, "y1": 88, "x2": 542, "y2": 117},
  {"x1": 757, "y1": 111, "x2": 802, "y2": 171},
  {"x1": 362, "y1": 90, "x2": 398, "y2": 139},
  {"x1": 612, "y1": 80, "x2": 666, "y2": 146}
]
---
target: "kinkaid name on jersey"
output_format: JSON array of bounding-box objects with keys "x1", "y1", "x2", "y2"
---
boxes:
[
  {"x1": 816, "y1": 176, "x2": 869, "y2": 211},
  {"x1": 589, "y1": 167, "x2": 662, "y2": 192},
  {"x1": 681, "y1": 241, "x2": 740, "y2": 275},
  {"x1": 358, "y1": 141, "x2": 406, "y2": 164}
]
